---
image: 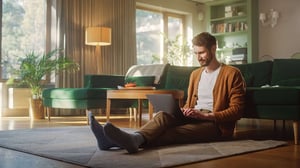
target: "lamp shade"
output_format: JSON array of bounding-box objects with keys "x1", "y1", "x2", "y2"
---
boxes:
[{"x1": 85, "y1": 27, "x2": 111, "y2": 46}]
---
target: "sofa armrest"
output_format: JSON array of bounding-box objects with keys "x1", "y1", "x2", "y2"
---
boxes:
[{"x1": 84, "y1": 75, "x2": 125, "y2": 88}]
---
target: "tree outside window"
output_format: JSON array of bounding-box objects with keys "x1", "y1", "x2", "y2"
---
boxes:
[
  {"x1": 136, "y1": 9, "x2": 162, "y2": 65},
  {"x1": 136, "y1": 8, "x2": 192, "y2": 66},
  {"x1": 1, "y1": 0, "x2": 46, "y2": 80}
]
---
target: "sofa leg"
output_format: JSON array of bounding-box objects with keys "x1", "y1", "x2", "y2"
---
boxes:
[
  {"x1": 282, "y1": 120, "x2": 286, "y2": 132},
  {"x1": 86, "y1": 109, "x2": 90, "y2": 125},
  {"x1": 273, "y1": 120, "x2": 277, "y2": 132},
  {"x1": 46, "y1": 107, "x2": 51, "y2": 121},
  {"x1": 293, "y1": 121, "x2": 299, "y2": 145}
]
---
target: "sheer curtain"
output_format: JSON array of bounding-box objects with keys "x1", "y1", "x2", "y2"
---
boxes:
[{"x1": 48, "y1": 0, "x2": 136, "y2": 88}]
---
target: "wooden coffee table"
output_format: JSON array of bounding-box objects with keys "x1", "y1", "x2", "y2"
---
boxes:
[{"x1": 106, "y1": 88, "x2": 184, "y2": 126}]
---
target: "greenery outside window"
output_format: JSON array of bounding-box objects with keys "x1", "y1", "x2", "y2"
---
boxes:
[
  {"x1": 136, "y1": 7, "x2": 191, "y2": 66},
  {"x1": 1, "y1": 0, "x2": 46, "y2": 81}
]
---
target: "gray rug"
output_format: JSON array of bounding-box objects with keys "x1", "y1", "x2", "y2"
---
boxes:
[{"x1": 0, "y1": 126, "x2": 287, "y2": 168}]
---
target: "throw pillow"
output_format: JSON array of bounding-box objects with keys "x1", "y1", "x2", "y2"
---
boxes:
[{"x1": 124, "y1": 76, "x2": 155, "y2": 86}]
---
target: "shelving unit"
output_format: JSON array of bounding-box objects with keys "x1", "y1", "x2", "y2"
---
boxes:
[{"x1": 205, "y1": 0, "x2": 258, "y2": 64}]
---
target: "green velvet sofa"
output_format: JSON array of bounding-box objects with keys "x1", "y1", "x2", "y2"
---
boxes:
[
  {"x1": 42, "y1": 64, "x2": 196, "y2": 122},
  {"x1": 161, "y1": 59, "x2": 299, "y2": 146},
  {"x1": 232, "y1": 59, "x2": 300, "y2": 145},
  {"x1": 42, "y1": 59, "x2": 299, "y2": 144}
]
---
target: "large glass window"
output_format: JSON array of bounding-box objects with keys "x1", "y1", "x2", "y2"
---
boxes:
[
  {"x1": 136, "y1": 9, "x2": 163, "y2": 65},
  {"x1": 1, "y1": 0, "x2": 46, "y2": 80},
  {"x1": 136, "y1": 7, "x2": 190, "y2": 66},
  {"x1": 168, "y1": 16, "x2": 182, "y2": 40}
]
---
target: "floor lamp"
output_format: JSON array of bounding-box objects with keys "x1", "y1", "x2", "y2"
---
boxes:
[{"x1": 85, "y1": 27, "x2": 111, "y2": 74}]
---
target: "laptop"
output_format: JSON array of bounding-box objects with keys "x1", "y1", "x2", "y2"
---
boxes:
[{"x1": 146, "y1": 94, "x2": 185, "y2": 118}]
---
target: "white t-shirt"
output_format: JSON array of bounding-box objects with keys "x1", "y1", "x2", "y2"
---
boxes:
[{"x1": 194, "y1": 66, "x2": 221, "y2": 111}]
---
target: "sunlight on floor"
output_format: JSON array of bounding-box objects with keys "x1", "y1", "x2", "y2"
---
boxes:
[{"x1": 0, "y1": 113, "x2": 145, "y2": 131}]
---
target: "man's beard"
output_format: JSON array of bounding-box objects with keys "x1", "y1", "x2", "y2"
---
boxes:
[{"x1": 199, "y1": 55, "x2": 212, "y2": 66}]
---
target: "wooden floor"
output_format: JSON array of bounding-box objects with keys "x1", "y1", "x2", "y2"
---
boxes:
[{"x1": 0, "y1": 113, "x2": 299, "y2": 168}]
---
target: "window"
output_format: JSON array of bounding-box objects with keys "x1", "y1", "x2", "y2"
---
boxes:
[
  {"x1": 1, "y1": 0, "x2": 46, "y2": 80},
  {"x1": 136, "y1": 9, "x2": 162, "y2": 65},
  {"x1": 136, "y1": 7, "x2": 190, "y2": 66},
  {"x1": 168, "y1": 16, "x2": 183, "y2": 40}
]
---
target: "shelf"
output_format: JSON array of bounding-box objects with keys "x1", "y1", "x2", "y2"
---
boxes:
[
  {"x1": 212, "y1": 30, "x2": 247, "y2": 36},
  {"x1": 211, "y1": 15, "x2": 247, "y2": 22},
  {"x1": 210, "y1": 22, "x2": 248, "y2": 34},
  {"x1": 217, "y1": 48, "x2": 234, "y2": 52},
  {"x1": 206, "y1": 0, "x2": 258, "y2": 63},
  {"x1": 217, "y1": 47, "x2": 246, "y2": 52}
]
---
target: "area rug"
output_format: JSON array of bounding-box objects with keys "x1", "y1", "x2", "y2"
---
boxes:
[{"x1": 0, "y1": 126, "x2": 287, "y2": 168}]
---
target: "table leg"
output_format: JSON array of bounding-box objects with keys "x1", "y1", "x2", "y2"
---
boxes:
[
  {"x1": 178, "y1": 99, "x2": 183, "y2": 107},
  {"x1": 148, "y1": 102, "x2": 153, "y2": 120},
  {"x1": 138, "y1": 99, "x2": 142, "y2": 126},
  {"x1": 106, "y1": 99, "x2": 111, "y2": 122}
]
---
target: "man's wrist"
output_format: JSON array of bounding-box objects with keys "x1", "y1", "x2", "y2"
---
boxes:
[{"x1": 207, "y1": 112, "x2": 215, "y2": 121}]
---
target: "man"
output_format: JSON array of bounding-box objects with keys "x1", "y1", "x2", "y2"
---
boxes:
[{"x1": 89, "y1": 32, "x2": 246, "y2": 154}]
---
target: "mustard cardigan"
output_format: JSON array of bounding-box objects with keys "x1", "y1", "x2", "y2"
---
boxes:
[{"x1": 184, "y1": 64, "x2": 246, "y2": 137}]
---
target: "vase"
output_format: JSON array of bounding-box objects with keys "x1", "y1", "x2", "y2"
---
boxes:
[{"x1": 29, "y1": 98, "x2": 45, "y2": 120}]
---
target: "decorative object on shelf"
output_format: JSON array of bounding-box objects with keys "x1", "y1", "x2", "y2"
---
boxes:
[
  {"x1": 85, "y1": 27, "x2": 112, "y2": 73},
  {"x1": 225, "y1": 5, "x2": 237, "y2": 18},
  {"x1": 259, "y1": 9, "x2": 280, "y2": 28}
]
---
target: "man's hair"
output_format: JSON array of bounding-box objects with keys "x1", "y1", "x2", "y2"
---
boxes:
[{"x1": 192, "y1": 32, "x2": 216, "y2": 50}]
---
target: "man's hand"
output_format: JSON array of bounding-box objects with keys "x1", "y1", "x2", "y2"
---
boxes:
[{"x1": 181, "y1": 108, "x2": 215, "y2": 121}]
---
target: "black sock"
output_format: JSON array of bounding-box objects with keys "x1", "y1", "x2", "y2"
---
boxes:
[
  {"x1": 103, "y1": 122, "x2": 144, "y2": 154},
  {"x1": 88, "y1": 112, "x2": 117, "y2": 150}
]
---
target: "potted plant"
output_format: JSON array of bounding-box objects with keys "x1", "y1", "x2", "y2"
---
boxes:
[{"x1": 6, "y1": 49, "x2": 79, "y2": 119}]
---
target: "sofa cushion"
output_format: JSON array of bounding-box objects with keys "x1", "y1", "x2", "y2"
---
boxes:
[
  {"x1": 256, "y1": 105, "x2": 300, "y2": 120},
  {"x1": 124, "y1": 76, "x2": 155, "y2": 86},
  {"x1": 42, "y1": 88, "x2": 109, "y2": 99},
  {"x1": 164, "y1": 65, "x2": 198, "y2": 99},
  {"x1": 271, "y1": 59, "x2": 300, "y2": 86},
  {"x1": 42, "y1": 87, "x2": 134, "y2": 109},
  {"x1": 232, "y1": 61, "x2": 273, "y2": 87},
  {"x1": 246, "y1": 87, "x2": 300, "y2": 105},
  {"x1": 43, "y1": 98, "x2": 107, "y2": 109},
  {"x1": 244, "y1": 105, "x2": 300, "y2": 120}
]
